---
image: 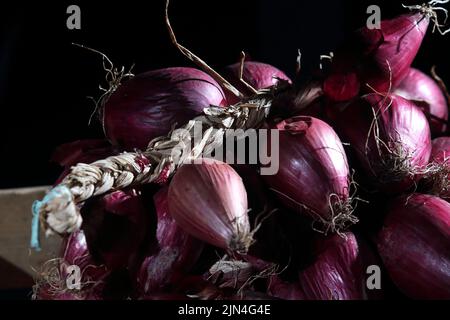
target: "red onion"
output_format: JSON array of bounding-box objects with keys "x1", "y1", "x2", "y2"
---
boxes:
[
  {"x1": 268, "y1": 233, "x2": 368, "y2": 300},
  {"x1": 223, "y1": 61, "x2": 291, "y2": 104},
  {"x1": 33, "y1": 230, "x2": 109, "y2": 300},
  {"x1": 376, "y1": 194, "x2": 450, "y2": 299},
  {"x1": 324, "y1": 10, "x2": 430, "y2": 101},
  {"x1": 168, "y1": 159, "x2": 252, "y2": 253},
  {"x1": 137, "y1": 187, "x2": 203, "y2": 294},
  {"x1": 104, "y1": 67, "x2": 227, "y2": 150},
  {"x1": 264, "y1": 116, "x2": 356, "y2": 233},
  {"x1": 394, "y1": 68, "x2": 448, "y2": 135},
  {"x1": 81, "y1": 188, "x2": 151, "y2": 270},
  {"x1": 60, "y1": 230, "x2": 109, "y2": 281},
  {"x1": 331, "y1": 93, "x2": 431, "y2": 193},
  {"x1": 297, "y1": 232, "x2": 366, "y2": 300}
]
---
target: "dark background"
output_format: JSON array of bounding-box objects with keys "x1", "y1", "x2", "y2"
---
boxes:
[{"x1": 0, "y1": 0, "x2": 449, "y2": 188}]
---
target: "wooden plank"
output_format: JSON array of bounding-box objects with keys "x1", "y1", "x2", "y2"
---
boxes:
[
  {"x1": 0, "y1": 186, "x2": 62, "y2": 288},
  {"x1": 0, "y1": 257, "x2": 34, "y2": 289}
]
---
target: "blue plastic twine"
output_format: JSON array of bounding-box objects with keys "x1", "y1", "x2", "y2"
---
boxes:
[
  {"x1": 30, "y1": 185, "x2": 71, "y2": 251},
  {"x1": 31, "y1": 200, "x2": 42, "y2": 251}
]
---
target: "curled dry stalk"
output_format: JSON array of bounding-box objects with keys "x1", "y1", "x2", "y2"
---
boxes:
[
  {"x1": 296, "y1": 49, "x2": 302, "y2": 75},
  {"x1": 165, "y1": 0, "x2": 243, "y2": 99},
  {"x1": 238, "y1": 51, "x2": 259, "y2": 95},
  {"x1": 319, "y1": 51, "x2": 334, "y2": 70},
  {"x1": 165, "y1": 0, "x2": 283, "y2": 101},
  {"x1": 403, "y1": 0, "x2": 450, "y2": 35},
  {"x1": 72, "y1": 43, "x2": 135, "y2": 128}
]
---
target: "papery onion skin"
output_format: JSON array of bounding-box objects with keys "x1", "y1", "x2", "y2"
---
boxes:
[
  {"x1": 331, "y1": 93, "x2": 431, "y2": 193},
  {"x1": 223, "y1": 61, "x2": 291, "y2": 104},
  {"x1": 168, "y1": 159, "x2": 250, "y2": 252},
  {"x1": 264, "y1": 116, "x2": 352, "y2": 229},
  {"x1": 104, "y1": 67, "x2": 227, "y2": 150},
  {"x1": 298, "y1": 232, "x2": 366, "y2": 300},
  {"x1": 394, "y1": 68, "x2": 448, "y2": 135},
  {"x1": 324, "y1": 13, "x2": 429, "y2": 102},
  {"x1": 376, "y1": 194, "x2": 450, "y2": 299},
  {"x1": 137, "y1": 187, "x2": 203, "y2": 294}
]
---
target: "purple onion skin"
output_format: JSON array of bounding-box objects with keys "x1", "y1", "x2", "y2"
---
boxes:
[
  {"x1": 267, "y1": 276, "x2": 305, "y2": 300},
  {"x1": 268, "y1": 233, "x2": 368, "y2": 300},
  {"x1": 395, "y1": 68, "x2": 448, "y2": 135},
  {"x1": 377, "y1": 194, "x2": 450, "y2": 299},
  {"x1": 264, "y1": 116, "x2": 350, "y2": 222},
  {"x1": 223, "y1": 61, "x2": 291, "y2": 104},
  {"x1": 431, "y1": 137, "x2": 450, "y2": 164},
  {"x1": 61, "y1": 230, "x2": 109, "y2": 281},
  {"x1": 81, "y1": 189, "x2": 150, "y2": 271},
  {"x1": 34, "y1": 230, "x2": 110, "y2": 300},
  {"x1": 331, "y1": 93, "x2": 431, "y2": 194},
  {"x1": 324, "y1": 13, "x2": 429, "y2": 102},
  {"x1": 298, "y1": 233, "x2": 366, "y2": 300},
  {"x1": 137, "y1": 188, "x2": 203, "y2": 294},
  {"x1": 104, "y1": 67, "x2": 227, "y2": 150},
  {"x1": 168, "y1": 160, "x2": 249, "y2": 250}
]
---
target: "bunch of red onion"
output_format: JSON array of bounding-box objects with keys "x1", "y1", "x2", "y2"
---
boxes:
[{"x1": 37, "y1": 0, "x2": 450, "y2": 301}]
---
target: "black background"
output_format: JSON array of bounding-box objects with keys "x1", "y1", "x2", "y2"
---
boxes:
[{"x1": 1, "y1": 0, "x2": 449, "y2": 188}]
